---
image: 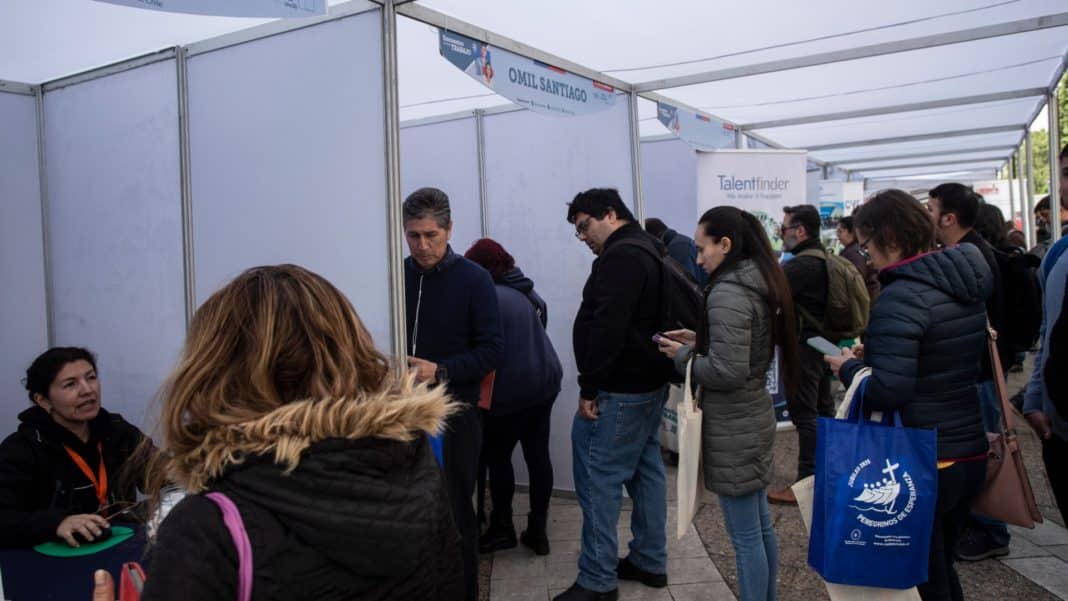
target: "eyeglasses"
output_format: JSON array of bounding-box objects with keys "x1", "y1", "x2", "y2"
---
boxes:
[
  {"x1": 574, "y1": 216, "x2": 594, "y2": 238},
  {"x1": 780, "y1": 223, "x2": 802, "y2": 234},
  {"x1": 857, "y1": 236, "x2": 872, "y2": 262}
]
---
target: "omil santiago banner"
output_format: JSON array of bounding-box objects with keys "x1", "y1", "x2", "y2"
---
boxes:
[{"x1": 439, "y1": 29, "x2": 618, "y2": 117}]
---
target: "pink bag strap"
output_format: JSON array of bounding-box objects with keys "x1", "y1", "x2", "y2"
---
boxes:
[{"x1": 205, "y1": 492, "x2": 253, "y2": 601}]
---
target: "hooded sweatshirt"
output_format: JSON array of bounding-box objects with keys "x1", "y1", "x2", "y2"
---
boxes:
[
  {"x1": 840, "y1": 244, "x2": 993, "y2": 460},
  {"x1": 141, "y1": 383, "x2": 463, "y2": 601},
  {"x1": 0, "y1": 406, "x2": 146, "y2": 547}
]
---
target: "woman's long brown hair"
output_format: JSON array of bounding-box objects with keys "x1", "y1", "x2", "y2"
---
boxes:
[{"x1": 143, "y1": 264, "x2": 391, "y2": 503}]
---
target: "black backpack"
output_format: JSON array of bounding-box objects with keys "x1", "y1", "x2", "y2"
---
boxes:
[
  {"x1": 614, "y1": 237, "x2": 704, "y2": 333},
  {"x1": 994, "y1": 247, "x2": 1042, "y2": 353}
]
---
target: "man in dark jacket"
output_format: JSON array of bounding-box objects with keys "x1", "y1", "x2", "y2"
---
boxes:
[
  {"x1": 555, "y1": 189, "x2": 672, "y2": 601},
  {"x1": 403, "y1": 187, "x2": 502, "y2": 601},
  {"x1": 769, "y1": 204, "x2": 833, "y2": 505},
  {"x1": 927, "y1": 182, "x2": 1009, "y2": 560},
  {"x1": 644, "y1": 217, "x2": 708, "y2": 288}
]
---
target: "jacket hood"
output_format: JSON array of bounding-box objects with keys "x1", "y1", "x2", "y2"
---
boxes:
[
  {"x1": 715, "y1": 259, "x2": 769, "y2": 299},
  {"x1": 881, "y1": 245, "x2": 992, "y2": 305},
  {"x1": 404, "y1": 245, "x2": 460, "y2": 275},
  {"x1": 17, "y1": 405, "x2": 115, "y2": 449},
  {"x1": 499, "y1": 267, "x2": 534, "y2": 293},
  {"x1": 175, "y1": 377, "x2": 455, "y2": 494}
]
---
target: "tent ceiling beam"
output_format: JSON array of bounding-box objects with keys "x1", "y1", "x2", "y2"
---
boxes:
[
  {"x1": 0, "y1": 80, "x2": 35, "y2": 95},
  {"x1": 805, "y1": 124, "x2": 1023, "y2": 151},
  {"x1": 632, "y1": 12, "x2": 1068, "y2": 93},
  {"x1": 828, "y1": 145, "x2": 1019, "y2": 166},
  {"x1": 853, "y1": 156, "x2": 1011, "y2": 173},
  {"x1": 396, "y1": 3, "x2": 632, "y2": 92},
  {"x1": 741, "y1": 88, "x2": 1048, "y2": 130}
]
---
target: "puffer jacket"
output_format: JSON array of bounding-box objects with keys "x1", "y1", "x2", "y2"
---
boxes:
[
  {"x1": 840, "y1": 245, "x2": 992, "y2": 460},
  {"x1": 0, "y1": 406, "x2": 148, "y2": 547},
  {"x1": 142, "y1": 381, "x2": 464, "y2": 601},
  {"x1": 674, "y1": 259, "x2": 775, "y2": 496}
]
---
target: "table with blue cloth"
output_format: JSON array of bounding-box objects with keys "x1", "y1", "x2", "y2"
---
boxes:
[{"x1": 0, "y1": 527, "x2": 147, "y2": 601}]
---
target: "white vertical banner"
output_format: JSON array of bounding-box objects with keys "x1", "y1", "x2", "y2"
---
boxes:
[{"x1": 695, "y1": 149, "x2": 807, "y2": 252}]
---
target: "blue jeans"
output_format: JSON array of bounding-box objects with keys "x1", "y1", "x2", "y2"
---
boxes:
[
  {"x1": 719, "y1": 491, "x2": 777, "y2": 601},
  {"x1": 971, "y1": 380, "x2": 1010, "y2": 546},
  {"x1": 572, "y1": 386, "x2": 668, "y2": 592}
]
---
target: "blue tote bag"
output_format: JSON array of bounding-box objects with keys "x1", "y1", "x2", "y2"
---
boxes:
[{"x1": 808, "y1": 380, "x2": 938, "y2": 589}]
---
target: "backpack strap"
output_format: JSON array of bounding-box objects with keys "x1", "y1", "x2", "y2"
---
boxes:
[{"x1": 205, "y1": 492, "x2": 253, "y2": 601}]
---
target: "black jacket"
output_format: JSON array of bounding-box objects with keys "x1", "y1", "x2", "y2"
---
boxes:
[
  {"x1": 573, "y1": 222, "x2": 673, "y2": 399},
  {"x1": 143, "y1": 436, "x2": 463, "y2": 601},
  {"x1": 404, "y1": 247, "x2": 503, "y2": 404},
  {"x1": 1046, "y1": 272, "x2": 1068, "y2": 416},
  {"x1": 0, "y1": 406, "x2": 147, "y2": 547},
  {"x1": 490, "y1": 268, "x2": 563, "y2": 416},
  {"x1": 840, "y1": 245, "x2": 992, "y2": 459},
  {"x1": 959, "y1": 230, "x2": 1011, "y2": 377},
  {"x1": 783, "y1": 238, "x2": 829, "y2": 339}
]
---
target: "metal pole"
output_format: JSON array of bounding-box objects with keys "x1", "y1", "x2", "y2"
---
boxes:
[
  {"x1": 381, "y1": 0, "x2": 408, "y2": 365},
  {"x1": 1049, "y1": 88, "x2": 1062, "y2": 242},
  {"x1": 1025, "y1": 132, "x2": 1036, "y2": 249},
  {"x1": 735, "y1": 130, "x2": 746, "y2": 149},
  {"x1": 176, "y1": 47, "x2": 196, "y2": 327},
  {"x1": 474, "y1": 109, "x2": 489, "y2": 238},
  {"x1": 1016, "y1": 152, "x2": 1026, "y2": 235},
  {"x1": 821, "y1": 165, "x2": 829, "y2": 179},
  {"x1": 1008, "y1": 152, "x2": 1017, "y2": 230},
  {"x1": 628, "y1": 92, "x2": 645, "y2": 222},
  {"x1": 34, "y1": 86, "x2": 55, "y2": 346}
]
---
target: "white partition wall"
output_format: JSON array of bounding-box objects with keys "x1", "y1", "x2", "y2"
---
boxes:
[
  {"x1": 43, "y1": 60, "x2": 185, "y2": 428},
  {"x1": 483, "y1": 101, "x2": 635, "y2": 491},
  {"x1": 641, "y1": 137, "x2": 699, "y2": 235},
  {"x1": 187, "y1": 10, "x2": 393, "y2": 348},
  {"x1": 0, "y1": 91, "x2": 47, "y2": 431},
  {"x1": 401, "y1": 116, "x2": 482, "y2": 254}
]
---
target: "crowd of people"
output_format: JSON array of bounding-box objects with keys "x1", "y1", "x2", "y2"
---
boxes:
[{"x1": 1, "y1": 146, "x2": 1066, "y2": 601}]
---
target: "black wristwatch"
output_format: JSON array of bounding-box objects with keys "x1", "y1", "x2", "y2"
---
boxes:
[{"x1": 434, "y1": 364, "x2": 449, "y2": 384}]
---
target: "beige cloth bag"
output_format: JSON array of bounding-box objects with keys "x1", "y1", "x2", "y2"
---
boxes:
[
  {"x1": 792, "y1": 367, "x2": 921, "y2": 601},
  {"x1": 676, "y1": 357, "x2": 704, "y2": 540}
]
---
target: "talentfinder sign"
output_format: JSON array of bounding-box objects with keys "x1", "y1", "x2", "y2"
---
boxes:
[
  {"x1": 657, "y1": 101, "x2": 737, "y2": 150},
  {"x1": 695, "y1": 149, "x2": 808, "y2": 219},
  {"x1": 92, "y1": 0, "x2": 325, "y2": 17},
  {"x1": 439, "y1": 29, "x2": 618, "y2": 117}
]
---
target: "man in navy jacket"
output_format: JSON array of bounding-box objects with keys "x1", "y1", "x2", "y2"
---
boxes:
[{"x1": 403, "y1": 187, "x2": 502, "y2": 601}]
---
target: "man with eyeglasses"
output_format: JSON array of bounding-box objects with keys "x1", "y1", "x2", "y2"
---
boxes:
[
  {"x1": 556, "y1": 188, "x2": 673, "y2": 601},
  {"x1": 768, "y1": 204, "x2": 833, "y2": 506}
]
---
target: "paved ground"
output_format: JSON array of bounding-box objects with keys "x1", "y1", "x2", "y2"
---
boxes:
[{"x1": 479, "y1": 355, "x2": 1067, "y2": 601}]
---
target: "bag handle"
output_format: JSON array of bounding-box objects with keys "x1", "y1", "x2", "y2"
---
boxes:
[
  {"x1": 683, "y1": 357, "x2": 698, "y2": 414},
  {"x1": 986, "y1": 321, "x2": 1016, "y2": 434},
  {"x1": 205, "y1": 492, "x2": 253, "y2": 601},
  {"x1": 846, "y1": 377, "x2": 904, "y2": 428}
]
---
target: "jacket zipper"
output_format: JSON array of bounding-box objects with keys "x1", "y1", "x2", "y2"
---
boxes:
[{"x1": 411, "y1": 274, "x2": 424, "y2": 356}]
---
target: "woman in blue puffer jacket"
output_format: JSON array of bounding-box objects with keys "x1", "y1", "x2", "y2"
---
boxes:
[{"x1": 826, "y1": 189, "x2": 991, "y2": 601}]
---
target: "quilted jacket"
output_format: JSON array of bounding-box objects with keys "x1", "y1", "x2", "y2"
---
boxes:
[
  {"x1": 840, "y1": 245, "x2": 992, "y2": 460},
  {"x1": 674, "y1": 259, "x2": 776, "y2": 496}
]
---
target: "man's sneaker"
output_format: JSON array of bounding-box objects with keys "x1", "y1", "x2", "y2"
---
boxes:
[
  {"x1": 767, "y1": 486, "x2": 797, "y2": 505},
  {"x1": 616, "y1": 557, "x2": 667, "y2": 588},
  {"x1": 552, "y1": 583, "x2": 618, "y2": 601},
  {"x1": 478, "y1": 522, "x2": 517, "y2": 554},
  {"x1": 956, "y1": 528, "x2": 1010, "y2": 561}
]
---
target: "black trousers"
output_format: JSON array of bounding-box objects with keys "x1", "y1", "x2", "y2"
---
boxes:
[
  {"x1": 1044, "y1": 433, "x2": 1068, "y2": 527},
  {"x1": 787, "y1": 345, "x2": 834, "y2": 480},
  {"x1": 483, "y1": 403, "x2": 554, "y2": 529},
  {"x1": 443, "y1": 403, "x2": 482, "y2": 601},
  {"x1": 918, "y1": 459, "x2": 987, "y2": 601}
]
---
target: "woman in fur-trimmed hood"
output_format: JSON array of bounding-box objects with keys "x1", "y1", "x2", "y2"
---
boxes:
[{"x1": 139, "y1": 264, "x2": 464, "y2": 601}]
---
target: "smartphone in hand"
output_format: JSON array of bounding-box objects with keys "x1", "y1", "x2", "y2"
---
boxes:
[
  {"x1": 806, "y1": 336, "x2": 842, "y2": 356},
  {"x1": 652, "y1": 332, "x2": 679, "y2": 344}
]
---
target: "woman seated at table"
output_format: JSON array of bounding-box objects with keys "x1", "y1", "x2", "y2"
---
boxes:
[{"x1": 0, "y1": 347, "x2": 150, "y2": 548}]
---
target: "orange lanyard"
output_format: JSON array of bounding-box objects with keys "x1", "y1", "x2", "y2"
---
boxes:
[{"x1": 63, "y1": 442, "x2": 108, "y2": 513}]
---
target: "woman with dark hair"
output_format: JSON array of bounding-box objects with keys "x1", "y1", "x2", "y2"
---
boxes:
[
  {"x1": 825, "y1": 190, "x2": 990, "y2": 601},
  {"x1": 465, "y1": 239, "x2": 563, "y2": 556},
  {"x1": 0, "y1": 347, "x2": 149, "y2": 547},
  {"x1": 656, "y1": 206, "x2": 799, "y2": 601}
]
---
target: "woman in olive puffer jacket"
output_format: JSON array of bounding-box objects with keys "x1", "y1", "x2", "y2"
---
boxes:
[{"x1": 657, "y1": 206, "x2": 800, "y2": 601}]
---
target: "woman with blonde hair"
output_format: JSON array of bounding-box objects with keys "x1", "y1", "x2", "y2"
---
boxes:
[{"x1": 140, "y1": 264, "x2": 463, "y2": 600}]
